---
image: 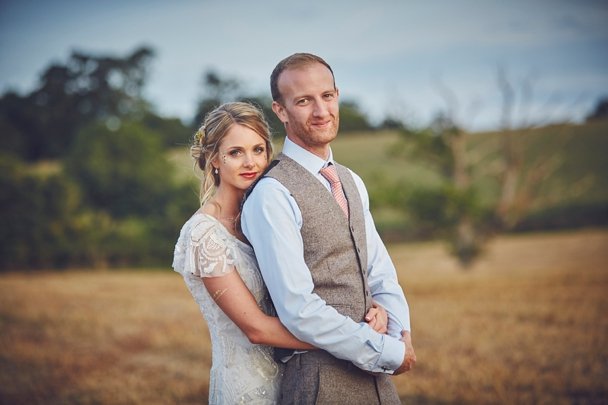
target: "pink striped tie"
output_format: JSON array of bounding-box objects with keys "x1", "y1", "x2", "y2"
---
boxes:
[{"x1": 319, "y1": 164, "x2": 349, "y2": 219}]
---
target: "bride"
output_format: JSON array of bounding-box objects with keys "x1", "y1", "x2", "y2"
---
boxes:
[{"x1": 172, "y1": 102, "x2": 388, "y2": 404}]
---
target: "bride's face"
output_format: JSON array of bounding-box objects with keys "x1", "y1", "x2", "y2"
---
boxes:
[{"x1": 213, "y1": 124, "x2": 269, "y2": 192}]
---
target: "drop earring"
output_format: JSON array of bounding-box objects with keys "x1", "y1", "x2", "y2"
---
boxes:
[{"x1": 214, "y1": 168, "x2": 219, "y2": 175}]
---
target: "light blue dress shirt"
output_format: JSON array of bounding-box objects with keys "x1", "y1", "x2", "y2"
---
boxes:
[{"x1": 241, "y1": 137, "x2": 411, "y2": 374}]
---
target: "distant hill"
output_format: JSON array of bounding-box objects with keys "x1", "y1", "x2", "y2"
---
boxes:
[{"x1": 171, "y1": 120, "x2": 608, "y2": 238}]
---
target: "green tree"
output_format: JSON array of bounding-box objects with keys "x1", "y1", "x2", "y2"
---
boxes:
[
  {"x1": 0, "y1": 46, "x2": 200, "y2": 269},
  {"x1": 0, "y1": 154, "x2": 84, "y2": 269},
  {"x1": 586, "y1": 96, "x2": 608, "y2": 122},
  {"x1": 0, "y1": 93, "x2": 31, "y2": 157},
  {"x1": 338, "y1": 100, "x2": 373, "y2": 132},
  {"x1": 141, "y1": 111, "x2": 190, "y2": 148},
  {"x1": 63, "y1": 119, "x2": 197, "y2": 267},
  {"x1": 0, "y1": 46, "x2": 155, "y2": 160},
  {"x1": 64, "y1": 120, "x2": 173, "y2": 218},
  {"x1": 192, "y1": 70, "x2": 241, "y2": 129}
]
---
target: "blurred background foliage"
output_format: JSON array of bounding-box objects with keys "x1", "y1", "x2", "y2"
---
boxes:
[{"x1": 1, "y1": 46, "x2": 606, "y2": 270}]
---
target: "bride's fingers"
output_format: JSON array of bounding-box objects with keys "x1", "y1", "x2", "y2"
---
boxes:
[
  {"x1": 365, "y1": 307, "x2": 379, "y2": 321},
  {"x1": 367, "y1": 317, "x2": 378, "y2": 331}
]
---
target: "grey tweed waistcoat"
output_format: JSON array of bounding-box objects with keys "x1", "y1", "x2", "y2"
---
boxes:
[
  {"x1": 260, "y1": 154, "x2": 400, "y2": 405},
  {"x1": 264, "y1": 154, "x2": 372, "y2": 320}
]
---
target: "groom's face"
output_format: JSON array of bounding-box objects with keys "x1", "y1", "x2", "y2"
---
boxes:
[{"x1": 272, "y1": 62, "x2": 340, "y2": 157}]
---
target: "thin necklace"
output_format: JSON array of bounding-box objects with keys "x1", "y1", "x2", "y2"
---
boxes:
[
  {"x1": 207, "y1": 197, "x2": 240, "y2": 233},
  {"x1": 218, "y1": 216, "x2": 238, "y2": 227},
  {"x1": 207, "y1": 198, "x2": 238, "y2": 221}
]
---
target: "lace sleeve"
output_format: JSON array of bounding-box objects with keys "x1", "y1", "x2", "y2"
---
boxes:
[{"x1": 187, "y1": 219, "x2": 238, "y2": 278}]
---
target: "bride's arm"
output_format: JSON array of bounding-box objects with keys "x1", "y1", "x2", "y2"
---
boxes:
[
  {"x1": 201, "y1": 268, "x2": 388, "y2": 349},
  {"x1": 202, "y1": 269, "x2": 315, "y2": 350}
]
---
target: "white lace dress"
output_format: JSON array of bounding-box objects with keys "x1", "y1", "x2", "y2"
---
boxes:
[{"x1": 172, "y1": 213, "x2": 282, "y2": 404}]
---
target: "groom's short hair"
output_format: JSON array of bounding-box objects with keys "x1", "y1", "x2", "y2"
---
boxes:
[{"x1": 270, "y1": 53, "x2": 335, "y2": 103}]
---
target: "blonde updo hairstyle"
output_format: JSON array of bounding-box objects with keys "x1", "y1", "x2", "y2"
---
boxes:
[{"x1": 191, "y1": 101, "x2": 273, "y2": 205}]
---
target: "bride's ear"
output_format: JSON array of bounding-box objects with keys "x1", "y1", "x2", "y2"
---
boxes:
[{"x1": 211, "y1": 156, "x2": 220, "y2": 172}]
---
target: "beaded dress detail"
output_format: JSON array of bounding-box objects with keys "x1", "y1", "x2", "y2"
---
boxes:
[{"x1": 173, "y1": 213, "x2": 281, "y2": 404}]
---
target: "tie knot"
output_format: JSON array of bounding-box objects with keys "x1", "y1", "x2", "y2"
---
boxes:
[{"x1": 319, "y1": 164, "x2": 340, "y2": 184}]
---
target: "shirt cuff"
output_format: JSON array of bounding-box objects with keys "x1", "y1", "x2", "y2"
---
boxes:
[{"x1": 376, "y1": 335, "x2": 405, "y2": 374}]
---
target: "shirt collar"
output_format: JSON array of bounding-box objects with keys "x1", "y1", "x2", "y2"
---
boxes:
[{"x1": 282, "y1": 137, "x2": 334, "y2": 175}]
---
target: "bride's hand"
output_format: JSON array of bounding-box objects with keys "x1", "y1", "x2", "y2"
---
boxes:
[{"x1": 365, "y1": 301, "x2": 388, "y2": 334}]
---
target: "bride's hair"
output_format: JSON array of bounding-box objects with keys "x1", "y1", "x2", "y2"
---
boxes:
[{"x1": 191, "y1": 101, "x2": 273, "y2": 205}]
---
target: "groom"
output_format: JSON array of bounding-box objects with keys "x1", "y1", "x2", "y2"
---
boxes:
[{"x1": 241, "y1": 53, "x2": 416, "y2": 404}]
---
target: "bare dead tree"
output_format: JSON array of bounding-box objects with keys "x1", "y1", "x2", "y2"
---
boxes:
[
  {"x1": 431, "y1": 77, "x2": 485, "y2": 267},
  {"x1": 493, "y1": 67, "x2": 588, "y2": 230},
  {"x1": 389, "y1": 68, "x2": 592, "y2": 268},
  {"x1": 495, "y1": 66, "x2": 523, "y2": 228}
]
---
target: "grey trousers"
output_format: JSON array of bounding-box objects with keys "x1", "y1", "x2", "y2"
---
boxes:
[{"x1": 279, "y1": 351, "x2": 401, "y2": 405}]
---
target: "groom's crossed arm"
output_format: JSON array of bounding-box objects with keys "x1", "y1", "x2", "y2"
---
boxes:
[{"x1": 242, "y1": 178, "x2": 412, "y2": 375}]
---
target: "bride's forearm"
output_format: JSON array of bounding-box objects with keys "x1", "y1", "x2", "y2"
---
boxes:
[
  {"x1": 248, "y1": 316, "x2": 315, "y2": 350},
  {"x1": 201, "y1": 272, "x2": 314, "y2": 350}
]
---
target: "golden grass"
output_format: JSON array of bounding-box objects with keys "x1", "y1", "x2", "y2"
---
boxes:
[
  {"x1": 1, "y1": 230, "x2": 607, "y2": 404},
  {"x1": 0, "y1": 271, "x2": 210, "y2": 404},
  {"x1": 392, "y1": 229, "x2": 608, "y2": 404}
]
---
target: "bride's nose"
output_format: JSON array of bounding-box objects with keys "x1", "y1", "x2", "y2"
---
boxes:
[{"x1": 243, "y1": 154, "x2": 255, "y2": 168}]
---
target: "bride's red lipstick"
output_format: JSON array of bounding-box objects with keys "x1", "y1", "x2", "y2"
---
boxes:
[{"x1": 240, "y1": 172, "x2": 258, "y2": 180}]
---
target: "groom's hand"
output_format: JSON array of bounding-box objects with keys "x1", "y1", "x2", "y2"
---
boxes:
[{"x1": 394, "y1": 330, "x2": 416, "y2": 375}]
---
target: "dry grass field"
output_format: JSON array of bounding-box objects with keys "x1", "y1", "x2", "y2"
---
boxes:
[{"x1": 1, "y1": 229, "x2": 607, "y2": 404}]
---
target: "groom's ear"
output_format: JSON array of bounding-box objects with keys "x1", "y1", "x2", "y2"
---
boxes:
[{"x1": 272, "y1": 101, "x2": 288, "y2": 124}]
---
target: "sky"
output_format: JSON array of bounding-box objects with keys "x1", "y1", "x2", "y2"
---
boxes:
[{"x1": 1, "y1": 0, "x2": 607, "y2": 131}]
